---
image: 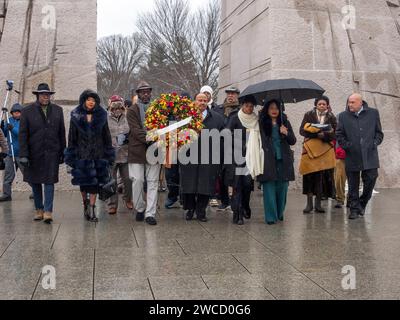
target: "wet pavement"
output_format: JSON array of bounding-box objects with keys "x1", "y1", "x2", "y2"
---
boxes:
[{"x1": 0, "y1": 190, "x2": 399, "y2": 300}]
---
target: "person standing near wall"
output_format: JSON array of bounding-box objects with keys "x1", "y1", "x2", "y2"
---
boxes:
[
  {"x1": 336, "y1": 93, "x2": 384, "y2": 220},
  {"x1": 19, "y1": 83, "x2": 66, "y2": 224}
]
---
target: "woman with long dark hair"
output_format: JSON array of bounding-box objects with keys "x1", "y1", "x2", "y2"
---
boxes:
[
  {"x1": 65, "y1": 90, "x2": 115, "y2": 222},
  {"x1": 258, "y1": 99, "x2": 297, "y2": 225},
  {"x1": 299, "y1": 96, "x2": 337, "y2": 214}
]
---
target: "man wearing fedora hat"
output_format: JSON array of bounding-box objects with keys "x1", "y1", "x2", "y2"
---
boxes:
[
  {"x1": 127, "y1": 81, "x2": 160, "y2": 226},
  {"x1": 19, "y1": 83, "x2": 66, "y2": 224}
]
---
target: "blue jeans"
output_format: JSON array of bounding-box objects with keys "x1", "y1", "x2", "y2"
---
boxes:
[{"x1": 32, "y1": 184, "x2": 55, "y2": 212}]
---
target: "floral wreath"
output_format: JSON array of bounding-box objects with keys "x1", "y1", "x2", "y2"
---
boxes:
[{"x1": 145, "y1": 93, "x2": 204, "y2": 149}]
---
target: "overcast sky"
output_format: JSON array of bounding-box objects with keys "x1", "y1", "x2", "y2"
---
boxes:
[{"x1": 97, "y1": 0, "x2": 205, "y2": 39}]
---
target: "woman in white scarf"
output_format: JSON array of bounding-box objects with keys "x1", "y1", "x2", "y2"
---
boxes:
[{"x1": 238, "y1": 96, "x2": 264, "y2": 179}]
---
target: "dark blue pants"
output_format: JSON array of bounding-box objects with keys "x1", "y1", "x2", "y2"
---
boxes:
[{"x1": 32, "y1": 184, "x2": 55, "y2": 212}]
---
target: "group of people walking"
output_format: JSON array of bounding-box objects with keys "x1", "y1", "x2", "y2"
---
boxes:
[{"x1": 0, "y1": 81, "x2": 383, "y2": 225}]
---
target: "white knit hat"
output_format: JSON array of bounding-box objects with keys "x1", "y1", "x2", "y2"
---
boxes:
[{"x1": 200, "y1": 85, "x2": 213, "y2": 95}]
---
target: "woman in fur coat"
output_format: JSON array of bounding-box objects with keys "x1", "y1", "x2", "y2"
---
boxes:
[{"x1": 65, "y1": 90, "x2": 115, "y2": 222}]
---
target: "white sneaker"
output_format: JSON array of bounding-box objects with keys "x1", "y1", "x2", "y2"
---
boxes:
[{"x1": 209, "y1": 199, "x2": 219, "y2": 207}]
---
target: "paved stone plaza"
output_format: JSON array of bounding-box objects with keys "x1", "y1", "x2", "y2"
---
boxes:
[{"x1": 0, "y1": 189, "x2": 399, "y2": 300}]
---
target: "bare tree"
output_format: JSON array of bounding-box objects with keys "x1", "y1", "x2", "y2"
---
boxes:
[
  {"x1": 190, "y1": 0, "x2": 221, "y2": 93},
  {"x1": 137, "y1": 0, "x2": 220, "y2": 97},
  {"x1": 97, "y1": 34, "x2": 144, "y2": 104}
]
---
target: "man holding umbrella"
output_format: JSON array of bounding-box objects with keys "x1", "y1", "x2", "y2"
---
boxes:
[{"x1": 19, "y1": 83, "x2": 66, "y2": 224}]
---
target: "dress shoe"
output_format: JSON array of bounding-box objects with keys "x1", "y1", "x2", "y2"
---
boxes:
[
  {"x1": 34, "y1": 209, "x2": 44, "y2": 221},
  {"x1": 43, "y1": 212, "x2": 53, "y2": 224},
  {"x1": 335, "y1": 201, "x2": 344, "y2": 209},
  {"x1": 243, "y1": 208, "x2": 252, "y2": 219},
  {"x1": 267, "y1": 221, "x2": 276, "y2": 225},
  {"x1": 198, "y1": 217, "x2": 208, "y2": 223},
  {"x1": 145, "y1": 217, "x2": 157, "y2": 226},
  {"x1": 125, "y1": 201, "x2": 134, "y2": 210},
  {"x1": 185, "y1": 210, "x2": 195, "y2": 221},
  {"x1": 348, "y1": 211, "x2": 359, "y2": 220},
  {"x1": 136, "y1": 211, "x2": 145, "y2": 222},
  {"x1": 0, "y1": 195, "x2": 12, "y2": 202}
]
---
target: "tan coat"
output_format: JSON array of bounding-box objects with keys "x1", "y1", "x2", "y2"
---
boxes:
[{"x1": 108, "y1": 113, "x2": 129, "y2": 163}]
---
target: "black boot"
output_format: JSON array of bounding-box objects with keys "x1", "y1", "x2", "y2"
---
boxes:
[
  {"x1": 314, "y1": 197, "x2": 325, "y2": 213},
  {"x1": 237, "y1": 210, "x2": 244, "y2": 225},
  {"x1": 303, "y1": 195, "x2": 314, "y2": 214},
  {"x1": 243, "y1": 207, "x2": 251, "y2": 219},
  {"x1": 185, "y1": 210, "x2": 195, "y2": 221},
  {"x1": 83, "y1": 200, "x2": 90, "y2": 221},
  {"x1": 90, "y1": 206, "x2": 98, "y2": 223},
  {"x1": 232, "y1": 211, "x2": 239, "y2": 224}
]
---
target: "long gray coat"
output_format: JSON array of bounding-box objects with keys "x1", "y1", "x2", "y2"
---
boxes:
[
  {"x1": 19, "y1": 101, "x2": 66, "y2": 184},
  {"x1": 336, "y1": 102, "x2": 384, "y2": 172},
  {"x1": 179, "y1": 110, "x2": 225, "y2": 196}
]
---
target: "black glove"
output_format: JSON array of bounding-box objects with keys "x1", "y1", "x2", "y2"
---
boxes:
[
  {"x1": 19, "y1": 157, "x2": 30, "y2": 168},
  {"x1": 7, "y1": 123, "x2": 14, "y2": 131},
  {"x1": 0, "y1": 153, "x2": 7, "y2": 160}
]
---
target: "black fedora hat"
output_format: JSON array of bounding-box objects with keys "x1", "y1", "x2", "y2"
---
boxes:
[{"x1": 32, "y1": 83, "x2": 55, "y2": 95}]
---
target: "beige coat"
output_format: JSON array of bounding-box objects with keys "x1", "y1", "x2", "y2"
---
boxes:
[{"x1": 108, "y1": 113, "x2": 129, "y2": 164}]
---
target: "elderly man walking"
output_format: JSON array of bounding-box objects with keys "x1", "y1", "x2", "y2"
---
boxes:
[
  {"x1": 336, "y1": 93, "x2": 384, "y2": 220},
  {"x1": 180, "y1": 92, "x2": 225, "y2": 222},
  {"x1": 127, "y1": 81, "x2": 160, "y2": 226},
  {"x1": 19, "y1": 83, "x2": 66, "y2": 224}
]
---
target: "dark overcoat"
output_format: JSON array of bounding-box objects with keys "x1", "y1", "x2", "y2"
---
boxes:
[
  {"x1": 179, "y1": 110, "x2": 225, "y2": 196},
  {"x1": 127, "y1": 104, "x2": 147, "y2": 164},
  {"x1": 64, "y1": 90, "x2": 115, "y2": 186},
  {"x1": 336, "y1": 102, "x2": 384, "y2": 172},
  {"x1": 224, "y1": 109, "x2": 248, "y2": 187},
  {"x1": 19, "y1": 101, "x2": 66, "y2": 184},
  {"x1": 257, "y1": 115, "x2": 297, "y2": 182}
]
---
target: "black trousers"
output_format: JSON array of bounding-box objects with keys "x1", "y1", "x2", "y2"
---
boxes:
[
  {"x1": 219, "y1": 169, "x2": 231, "y2": 206},
  {"x1": 165, "y1": 165, "x2": 180, "y2": 201},
  {"x1": 231, "y1": 175, "x2": 253, "y2": 215},
  {"x1": 346, "y1": 169, "x2": 378, "y2": 213},
  {"x1": 182, "y1": 194, "x2": 210, "y2": 218}
]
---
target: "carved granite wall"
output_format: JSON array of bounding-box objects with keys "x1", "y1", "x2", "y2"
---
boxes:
[
  {"x1": 0, "y1": 0, "x2": 97, "y2": 191},
  {"x1": 219, "y1": 0, "x2": 400, "y2": 188}
]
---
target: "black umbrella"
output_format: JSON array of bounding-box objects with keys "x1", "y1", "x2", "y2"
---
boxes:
[
  {"x1": 239, "y1": 78, "x2": 325, "y2": 123},
  {"x1": 240, "y1": 78, "x2": 325, "y2": 105}
]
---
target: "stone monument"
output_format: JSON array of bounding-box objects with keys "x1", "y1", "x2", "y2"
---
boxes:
[
  {"x1": 219, "y1": 0, "x2": 400, "y2": 188},
  {"x1": 0, "y1": 0, "x2": 97, "y2": 191}
]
